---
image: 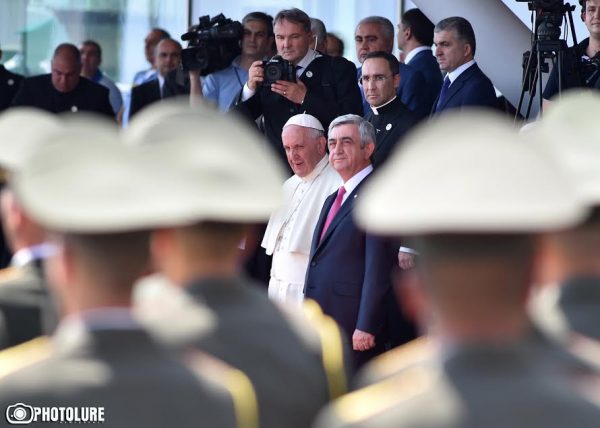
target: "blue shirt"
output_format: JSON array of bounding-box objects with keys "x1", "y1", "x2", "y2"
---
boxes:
[{"x1": 202, "y1": 57, "x2": 248, "y2": 112}]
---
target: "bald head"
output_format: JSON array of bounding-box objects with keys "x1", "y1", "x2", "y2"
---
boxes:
[
  {"x1": 282, "y1": 124, "x2": 327, "y2": 177},
  {"x1": 154, "y1": 38, "x2": 182, "y2": 77},
  {"x1": 51, "y1": 43, "x2": 82, "y2": 93}
]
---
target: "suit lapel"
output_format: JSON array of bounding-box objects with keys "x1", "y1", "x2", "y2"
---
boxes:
[
  {"x1": 316, "y1": 182, "x2": 364, "y2": 250},
  {"x1": 309, "y1": 191, "x2": 336, "y2": 257},
  {"x1": 437, "y1": 64, "x2": 478, "y2": 110}
]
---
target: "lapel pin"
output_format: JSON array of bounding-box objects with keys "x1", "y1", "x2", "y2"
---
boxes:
[
  {"x1": 7, "y1": 79, "x2": 14, "y2": 86},
  {"x1": 386, "y1": 123, "x2": 392, "y2": 130},
  {"x1": 306, "y1": 71, "x2": 313, "y2": 78},
  {"x1": 71, "y1": 106, "x2": 79, "y2": 112}
]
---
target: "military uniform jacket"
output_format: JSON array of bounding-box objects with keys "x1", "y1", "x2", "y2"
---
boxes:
[
  {"x1": 146, "y1": 275, "x2": 348, "y2": 428},
  {"x1": 11, "y1": 74, "x2": 114, "y2": 117},
  {"x1": 316, "y1": 338, "x2": 600, "y2": 428},
  {"x1": 0, "y1": 260, "x2": 57, "y2": 350},
  {"x1": 365, "y1": 96, "x2": 418, "y2": 168},
  {"x1": 234, "y1": 54, "x2": 364, "y2": 165},
  {"x1": 0, "y1": 65, "x2": 23, "y2": 112},
  {"x1": 0, "y1": 321, "x2": 240, "y2": 428}
]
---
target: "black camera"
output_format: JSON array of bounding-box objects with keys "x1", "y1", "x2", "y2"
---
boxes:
[
  {"x1": 181, "y1": 14, "x2": 243, "y2": 75},
  {"x1": 261, "y1": 55, "x2": 296, "y2": 87}
]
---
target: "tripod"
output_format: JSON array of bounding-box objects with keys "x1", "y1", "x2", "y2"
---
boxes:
[{"x1": 515, "y1": 2, "x2": 578, "y2": 121}]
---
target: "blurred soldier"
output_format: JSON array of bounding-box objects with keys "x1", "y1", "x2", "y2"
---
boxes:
[
  {"x1": 0, "y1": 118, "x2": 248, "y2": 428},
  {"x1": 397, "y1": 9, "x2": 443, "y2": 112},
  {"x1": 0, "y1": 109, "x2": 61, "y2": 350},
  {"x1": 235, "y1": 8, "x2": 363, "y2": 167},
  {"x1": 310, "y1": 18, "x2": 328, "y2": 53},
  {"x1": 431, "y1": 17, "x2": 497, "y2": 114},
  {"x1": 125, "y1": 102, "x2": 349, "y2": 428},
  {"x1": 0, "y1": 43, "x2": 23, "y2": 112},
  {"x1": 80, "y1": 40, "x2": 123, "y2": 115},
  {"x1": 361, "y1": 51, "x2": 418, "y2": 168},
  {"x1": 529, "y1": 91, "x2": 600, "y2": 343},
  {"x1": 326, "y1": 33, "x2": 344, "y2": 57},
  {"x1": 304, "y1": 114, "x2": 415, "y2": 370},
  {"x1": 11, "y1": 44, "x2": 114, "y2": 117},
  {"x1": 129, "y1": 38, "x2": 182, "y2": 119},
  {"x1": 262, "y1": 114, "x2": 341, "y2": 306},
  {"x1": 314, "y1": 112, "x2": 600, "y2": 428},
  {"x1": 355, "y1": 16, "x2": 429, "y2": 119}
]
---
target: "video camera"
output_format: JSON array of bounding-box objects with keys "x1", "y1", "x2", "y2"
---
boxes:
[
  {"x1": 181, "y1": 14, "x2": 243, "y2": 75},
  {"x1": 516, "y1": 0, "x2": 568, "y2": 40},
  {"x1": 262, "y1": 55, "x2": 296, "y2": 87}
]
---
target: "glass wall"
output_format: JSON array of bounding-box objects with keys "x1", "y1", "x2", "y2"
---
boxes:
[{"x1": 0, "y1": 0, "x2": 188, "y2": 83}]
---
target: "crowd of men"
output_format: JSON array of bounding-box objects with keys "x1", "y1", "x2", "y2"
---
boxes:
[{"x1": 0, "y1": 2, "x2": 600, "y2": 427}]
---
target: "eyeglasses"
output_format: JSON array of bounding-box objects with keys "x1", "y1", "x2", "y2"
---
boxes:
[{"x1": 359, "y1": 74, "x2": 392, "y2": 85}]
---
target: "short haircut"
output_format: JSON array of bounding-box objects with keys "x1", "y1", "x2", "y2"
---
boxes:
[
  {"x1": 154, "y1": 38, "x2": 182, "y2": 55},
  {"x1": 64, "y1": 231, "x2": 150, "y2": 293},
  {"x1": 152, "y1": 28, "x2": 171, "y2": 39},
  {"x1": 327, "y1": 32, "x2": 345, "y2": 56},
  {"x1": 310, "y1": 17, "x2": 327, "y2": 42},
  {"x1": 401, "y1": 9, "x2": 435, "y2": 47},
  {"x1": 357, "y1": 16, "x2": 395, "y2": 44},
  {"x1": 53, "y1": 43, "x2": 81, "y2": 64},
  {"x1": 364, "y1": 51, "x2": 399, "y2": 75},
  {"x1": 329, "y1": 114, "x2": 375, "y2": 148},
  {"x1": 435, "y1": 16, "x2": 477, "y2": 56},
  {"x1": 243, "y1": 11, "x2": 274, "y2": 37},
  {"x1": 81, "y1": 39, "x2": 102, "y2": 59},
  {"x1": 274, "y1": 8, "x2": 311, "y2": 33}
]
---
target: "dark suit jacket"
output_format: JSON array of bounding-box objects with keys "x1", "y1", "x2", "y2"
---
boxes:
[
  {"x1": 129, "y1": 78, "x2": 161, "y2": 119},
  {"x1": 304, "y1": 176, "x2": 406, "y2": 367},
  {"x1": 235, "y1": 54, "x2": 363, "y2": 166},
  {"x1": 359, "y1": 63, "x2": 429, "y2": 121},
  {"x1": 364, "y1": 96, "x2": 418, "y2": 168},
  {"x1": 0, "y1": 326, "x2": 239, "y2": 428},
  {"x1": 0, "y1": 65, "x2": 23, "y2": 112},
  {"x1": 0, "y1": 260, "x2": 57, "y2": 350},
  {"x1": 408, "y1": 49, "x2": 443, "y2": 113},
  {"x1": 432, "y1": 63, "x2": 498, "y2": 114},
  {"x1": 11, "y1": 74, "x2": 114, "y2": 117}
]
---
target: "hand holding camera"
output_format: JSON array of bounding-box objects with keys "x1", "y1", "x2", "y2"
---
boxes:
[{"x1": 247, "y1": 60, "x2": 265, "y2": 91}]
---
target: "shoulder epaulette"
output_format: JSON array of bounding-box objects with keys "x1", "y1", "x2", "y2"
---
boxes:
[
  {"x1": 360, "y1": 336, "x2": 433, "y2": 385},
  {"x1": 0, "y1": 336, "x2": 52, "y2": 379},
  {"x1": 302, "y1": 299, "x2": 348, "y2": 399},
  {"x1": 184, "y1": 350, "x2": 258, "y2": 428},
  {"x1": 333, "y1": 364, "x2": 436, "y2": 425},
  {"x1": 0, "y1": 266, "x2": 24, "y2": 284}
]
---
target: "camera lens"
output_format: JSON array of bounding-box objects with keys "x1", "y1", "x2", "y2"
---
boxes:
[
  {"x1": 265, "y1": 64, "x2": 282, "y2": 81},
  {"x1": 12, "y1": 407, "x2": 27, "y2": 421}
]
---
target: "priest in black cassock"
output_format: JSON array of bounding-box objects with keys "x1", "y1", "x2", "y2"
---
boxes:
[
  {"x1": 362, "y1": 51, "x2": 418, "y2": 168},
  {"x1": 11, "y1": 43, "x2": 114, "y2": 118}
]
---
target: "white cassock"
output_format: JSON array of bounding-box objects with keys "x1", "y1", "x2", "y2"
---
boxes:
[{"x1": 262, "y1": 156, "x2": 341, "y2": 306}]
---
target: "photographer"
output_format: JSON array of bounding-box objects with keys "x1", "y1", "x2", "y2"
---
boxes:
[
  {"x1": 190, "y1": 12, "x2": 274, "y2": 112},
  {"x1": 234, "y1": 8, "x2": 363, "y2": 167},
  {"x1": 543, "y1": 0, "x2": 600, "y2": 108}
]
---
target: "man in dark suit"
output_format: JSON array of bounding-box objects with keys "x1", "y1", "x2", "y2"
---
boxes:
[
  {"x1": 129, "y1": 38, "x2": 182, "y2": 119},
  {"x1": 304, "y1": 114, "x2": 412, "y2": 370},
  {"x1": 0, "y1": 119, "x2": 246, "y2": 428},
  {"x1": 235, "y1": 8, "x2": 363, "y2": 167},
  {"x1": 355, "y1": 16, "x2": 429, "y2": 120},
  {"x1": 0, "y1": 45, "x2": 23, "y2": 112},
  {"x1": 361, "y1": 51, "x2": 418, "y2": 168},
  {"x1": 397, "y1": 9, "x2": 443, "y2": 112},
  {"x1": 11, "y1": 43, "x2": 114, "y2": 117},
  {"x1": 431, "y1": 17, "x2": 498, "y2": 115}
]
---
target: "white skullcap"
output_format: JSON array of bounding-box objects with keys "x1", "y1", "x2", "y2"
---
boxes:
[{"x1": 283, "y1": 113, "x2": 324, "y2": 131}]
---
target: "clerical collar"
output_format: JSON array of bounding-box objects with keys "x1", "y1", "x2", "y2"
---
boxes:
[
  {"x1": 301, "y1": 156, "x2": 329, "y2": 183},
  {"x1": 370, "y1": 95, "x2": 398, "y2": 115}
]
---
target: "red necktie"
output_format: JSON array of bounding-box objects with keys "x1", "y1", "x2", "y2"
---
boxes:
[{"x1": 320, "y1": 186, "x2": 346, "y2": 242}]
